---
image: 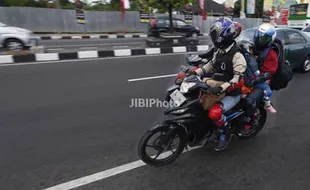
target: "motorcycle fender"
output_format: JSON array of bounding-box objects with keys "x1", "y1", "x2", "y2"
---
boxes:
[
  {"x1": 166, "y1": 84, "x2": 180, "y2": 92},
  {"x1": 149, "y1": 121, "x2": 188, "y2": 138},
  {"x1": 149, "y1": 120, "x2": 178, "y2": 131}
]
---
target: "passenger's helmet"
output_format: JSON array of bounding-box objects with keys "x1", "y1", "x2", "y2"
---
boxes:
[
  {"x1": 237, "y1": 40, "x2": 256, "y2": 55},
  {"x1": 233, "y1": 22, "x2": 242, "y2": 39},
  {"x1": 209, "y1": 17, "x2": 236, "y2": 49},
  {"x1": 254, "y1": 23, "x2": 276, "y2": 50}
]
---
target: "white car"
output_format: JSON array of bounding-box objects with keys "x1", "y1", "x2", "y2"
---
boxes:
[{"x1": 0, "y1": 22, "x2": 40, "y2": 50}]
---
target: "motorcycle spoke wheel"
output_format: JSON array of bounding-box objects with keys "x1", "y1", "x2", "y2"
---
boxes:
[
  {"x1": 148, "y1": 132, "x2": 180, "y2": 160},
  {"x1": 138, "y1": 126, "x2": 186, "y2": 166}
]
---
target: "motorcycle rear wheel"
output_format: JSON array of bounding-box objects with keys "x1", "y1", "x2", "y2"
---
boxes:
[
  {"x1": 237, "y1": 106, "x2": 267, "y2": 140},
  {"x1": 138, "y1": 124, "x2": 186, "y2": 167}
]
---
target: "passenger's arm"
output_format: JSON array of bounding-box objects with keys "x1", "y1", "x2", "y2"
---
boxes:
[{"x1": 251, "y1": 73, "x2": 272, "y2": 85}]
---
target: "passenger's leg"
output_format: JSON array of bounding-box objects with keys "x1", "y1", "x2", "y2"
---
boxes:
[
  {"x1": 239, "y1": 88, "x2": 264, "y2": 135},
  {"x1": 262, "y1": 85, "x2": 276, "y2": 113}
]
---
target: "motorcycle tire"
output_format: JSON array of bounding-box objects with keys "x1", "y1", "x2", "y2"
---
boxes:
[
  {"x1": 237, "y1": 106, "x2": 267, "y2": 140},
  {"x1": 138, "y1": 123, "x2": 186, "y2": 167}
]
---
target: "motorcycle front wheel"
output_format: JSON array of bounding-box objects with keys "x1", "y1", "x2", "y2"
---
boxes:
[{"x1": 138, "y1": 123, "x2": 186, "y2": 167}]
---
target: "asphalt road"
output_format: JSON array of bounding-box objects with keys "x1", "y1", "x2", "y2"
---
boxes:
[
  {"x1": 39, "y1": 37, "x2": 211, "y2": 53},
  {"x1": 0, "y1": 54, "x2": 310, "y2": 190}
]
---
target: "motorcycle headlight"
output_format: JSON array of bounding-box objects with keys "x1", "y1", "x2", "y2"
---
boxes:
[{"x1": 180, "y1": 82, "x2": 195, "y2": 93}]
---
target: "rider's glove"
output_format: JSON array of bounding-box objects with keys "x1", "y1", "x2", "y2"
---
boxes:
[{"x1": 208, "y1": 86, "x2": 223, "y2": 95}]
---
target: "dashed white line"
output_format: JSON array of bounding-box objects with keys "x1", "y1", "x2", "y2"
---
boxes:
[
  {"x1": 128, "y1": 74, "x2": 178, "y2": 82},
  {"x1": 42, "y1": 145, "x2": 202, "y2": 190}
]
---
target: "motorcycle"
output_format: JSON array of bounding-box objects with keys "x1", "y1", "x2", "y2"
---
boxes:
[
  {"x1": 138, "y1": 74, "x2": 267, "y2": 167},
  {"x1": 165, "y1": 54, "x2": 206, "y2": 102}
]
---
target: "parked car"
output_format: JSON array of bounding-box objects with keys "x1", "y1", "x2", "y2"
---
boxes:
[
  {"x1": 238, "y1": 27, "x2": 310, "y2": 72},
  {"x1": 148, "y1": 16, "x2": 200, "y2": 38},
  {"x1": 0, "y1": 22, "x2": 39, "y2": 51}
]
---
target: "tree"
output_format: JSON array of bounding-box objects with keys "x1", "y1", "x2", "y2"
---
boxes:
[
  {"x1": 109, "y1": 0, "x2": 122, "y2": 10},
  {"x1": 128, "y1": 0, "x2": 140, "y2": 11},
  {"x1": 136, "y1": 0, "x2": 193, "y2": 33},
  {"x1": 233, "y1": 0, "x2": 241, "y2": 18},
  {"x1": 3, "y1": 0, "x2": 46, "y2": 7}
]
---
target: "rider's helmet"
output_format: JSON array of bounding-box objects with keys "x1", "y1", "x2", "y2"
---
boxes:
[
  {"x1": 254, "y1": 23, "x2": 276, "y2": 50},
  {"x1": 209, "y1": 17, "x2": 236, "y2": 49},
  {"x1": 237, "y1": 39, "x2": 256, "y2": 55},
  {"x1": 233, "y1": 21, "x2": 242, "y2": 39}
]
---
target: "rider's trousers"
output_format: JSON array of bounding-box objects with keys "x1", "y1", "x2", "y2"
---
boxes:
[{"x1": 221, "y1": 95, "x2": 241, "y2": 112}]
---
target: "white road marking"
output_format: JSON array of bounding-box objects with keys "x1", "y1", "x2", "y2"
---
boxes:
[
  {"x1": 78, "y1": 51, "x2": 99, "y2": 59},
  {"x1": 197, "y1": 45, "x2": 209, "y2": 52},
  {"x1": 145, "y1": 48, "x2": 160, "y2": 54},
  {"x1": 90, "y1": 36, "x2": 100, "y2": 38},
  {"x1": 51, "y1": 36, "x2": 62, "y2": 40},
  {"x1": 0, "y1": 55, "x2": 13, "y2": 64},
  {"x1": 35, "y1": 53, "x2": 59, "y2": 61},
  {"x1": 72, "y1": 36, "x2": 82, "y2": 39},
  {"x1": 0, "y1": 52, "x2": 198, "y2": 67},
  {"x1": 128, "y1": 74, "x2": 178, "y2": 82},
  {"x1": 114, "y1": 49, "x2": 131, "y2": 56},
  {"x1": 42, "y1": 145, "x2": 202, "y2": 190},
  {"x1": 173, "y1": 46, "x2": 187, "y2": 53},
  {"x1": 109, "y1": 35, "x2": 117, "y2": 38}
]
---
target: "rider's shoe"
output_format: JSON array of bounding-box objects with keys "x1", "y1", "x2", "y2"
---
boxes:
[
  {"x1": 214, "y1": 124, "x2": 232, "y2": 151},
  {"x1": 214, "y1": 133, "x2": 232, "y2": 151}
]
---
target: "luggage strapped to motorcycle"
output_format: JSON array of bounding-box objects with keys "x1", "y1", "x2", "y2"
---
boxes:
[{"x1": 199, "y1": 79, "x2": 226, "y2": 110}]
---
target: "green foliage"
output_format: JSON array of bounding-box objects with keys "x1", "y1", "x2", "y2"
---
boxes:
[
  {"x1": 128, "y1": 0, "x2": 140, "y2": 11},
  {"x1": 233, "y1": 0, "x2": 241, "y2": 18},
  {"x1": 2, "y1": 0, "x2": 194, "y2": 13},
  {"x1": 137, "y1": 0, "x2": 193, "y2": 13},
  {"x1": 3, "y1": 0, "x2": 46, "y2": 7}
]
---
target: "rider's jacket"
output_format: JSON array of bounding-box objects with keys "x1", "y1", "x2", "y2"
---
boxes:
[{"x1": 195, "y1": 42, "x2": 247, "y2": 96}]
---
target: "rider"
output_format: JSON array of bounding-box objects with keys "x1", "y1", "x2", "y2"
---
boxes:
[
  {"x1": 239, "y1": 23, "x2": 279, "y2": 136},
  {"x1": 191, "y1": 17, "x2": 247, "y2": 151},
  {"x1": 198, "y1": 21, "x2": 243, "y2": 62}
]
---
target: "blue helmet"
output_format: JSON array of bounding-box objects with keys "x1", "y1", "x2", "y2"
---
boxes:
[
  {"x1": 254, "y1": 23, "x2": 276, "y2": 50},
  {"x1": 209, "y1": 17, "x2": 236, "y2": 49}
]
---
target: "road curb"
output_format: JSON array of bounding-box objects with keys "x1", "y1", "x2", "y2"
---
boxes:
[
  {"x1": 39, "y1": 33, "x2": 209, "y2": 40},
  {"x1": 0, "y1": 45, "x2": 209, "y2": 64}
]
